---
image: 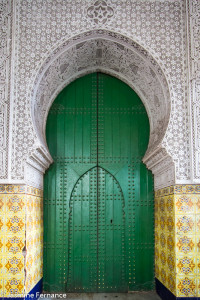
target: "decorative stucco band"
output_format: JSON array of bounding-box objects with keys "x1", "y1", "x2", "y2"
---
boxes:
[
  {"x1": 187, "y1": 0, "x2": 200, "y2": 183},
  {"x1": 0, "y1": 1, "x2": 12, "y2": 180}
]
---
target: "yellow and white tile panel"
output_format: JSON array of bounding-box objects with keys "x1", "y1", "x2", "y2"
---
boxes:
[
  {"x1": 155, "y1": 185, "x2": 200, "y2": 298},
  {"x1": 155, "y1": 187, "x2": 176, "y2": 295},
  {"x1": 0, "y1": 185, "x2": 26, "y2": 297},
  {"x1": 0, "y1": 185, "x2": 43, "y2": 297},
  {"x1": 25, "y1": 187, "x2": 43, "y2": 294}
]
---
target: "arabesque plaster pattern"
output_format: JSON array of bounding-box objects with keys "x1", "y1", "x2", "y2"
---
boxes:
[
  {"x1": 11, "y1": 0, "x2": 190, "y2": 189},
  {"x1": 0, "y1": 0, "x2": 199, "y2": 189}
]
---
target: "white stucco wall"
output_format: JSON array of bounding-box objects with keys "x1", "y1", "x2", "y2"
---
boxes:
[{"x1": 0, "y1": 0, "x2": 199, "y2": 189}]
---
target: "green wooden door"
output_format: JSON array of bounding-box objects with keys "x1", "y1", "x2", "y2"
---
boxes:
[{"x1": 44, "y1": 73, "x2": 154, "y2": 293}]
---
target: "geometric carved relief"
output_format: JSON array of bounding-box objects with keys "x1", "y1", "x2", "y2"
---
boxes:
[
  {"x1": 32, "y1": 33, "x2": 170, "y2": 152},
  {"x1": 0, "y1": 1, "x2": 12, "y2": 179},
  {"x1": 194, "y1": 99, "x2": 200, "y2": 178},
  {"x1": 30, "y1": 31, "x2": 172, "y2": 190},
  {"x1": 87, "y1": 1, "x2": 114, "y2": 24},
  {"x1": 0, "y1": 101, "x2": 7, "y2": 176},
  {"x1": 6, "y1": 0, "x2": 191, "y2": 187},
  {"x1": 188, "y1": 0, "x2": 200, "y2": 182}
]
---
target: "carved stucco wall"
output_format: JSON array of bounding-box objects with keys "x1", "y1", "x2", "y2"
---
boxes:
[
  {"x1": 0, "y1": 0, "x2": 199, "y2": 189},
  {"x1": 0, "y1": 1, "x2": 12, "y2": 180},
  {"x1": 188, "y1": 0, "x2": 200, "y2": 183}
]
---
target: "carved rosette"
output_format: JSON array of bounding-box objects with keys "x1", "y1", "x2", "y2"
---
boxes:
[{"x1": 87, "y1": 1, "x2": 114, "y2": 24}]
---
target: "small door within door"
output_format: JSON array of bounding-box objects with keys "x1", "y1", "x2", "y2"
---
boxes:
[
  {"x1": 44, "y1": 73, "x2": 154, "y2": 293},
  {"x1": 67, "y1": 167, "x2": 126, "y2": 292}
]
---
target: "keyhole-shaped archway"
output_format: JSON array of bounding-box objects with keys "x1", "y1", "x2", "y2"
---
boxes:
[{"x1": 29, "y1": 31, "x2": 174, "y2": 190}]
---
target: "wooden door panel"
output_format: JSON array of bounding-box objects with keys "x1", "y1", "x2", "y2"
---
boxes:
[{"x1": 44, "y1": 72, "x2": 154, "y2": 293}]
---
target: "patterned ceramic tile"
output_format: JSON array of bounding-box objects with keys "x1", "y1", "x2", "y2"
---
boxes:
[
  {"x1": 196, "y1": 215, "x2": 200, "y2": 232},
  {"x1": 0, "y1": 195, "x2": 5, "y2": 214},
  {"x1": 155, "y1": 261, "x2": 159, "y2": 279},
  {"x1": 1, "y1": 183, "x2": 200, "y2": 297},
  {"x1": 5, "y1": 194, "x2": 25, "y2": 214},
  {"x1": 176, "y1": 235, "x2": 195, "y2": 255},
  {"x1": 155, "y1": 191, "x2": 174, "y2": 293},
  {"x1": 176, "y1": 275, "x2": 196, "y2": 297},
  {"x1": 0, "y1": 186, "x2": 26, "y2": 297},
  {"x1": 167, "y1": 234, "x2": 175, "y2": 252},
  {"x1": 0, "y1": 278, "x2": 3, "y2": 297},
  {"x1": 197, "y1": 236, "x2": 200, "y2": 253},
  {"x1": 160, "y1": 267, "x2": 167, "y2": 284},
  {"x1": 0, "y1": 235, "x2": 5, "y2": 256},
  {"x1": 176, "y1": 215, "x2": 195, "y2": 235},
  {"x1": 167, "y1": 272, "x2": 176, "y2": 295},
  {"x1": 175, "y1": 195, "x2": 195, "y2": 215},
  {"x1": 5, "y1": 235, "x2": 25, "y2": 255},
  {"x1": 177, "y1": 255, "x2": 196, "y2": 276},
  {"x1": 197, "y1": 276, "x2": 200, "y2": 297},
  {"x1": 25, "y1": 192, "x2": 43, "y2": 294},
  {"x1": 175, "y1": 185, "x2": 200, "y2": 194},
  {"x1": 4, "y1": 254, "x2": 24, "y2": 276},
  {"x1": 0, "y1": 216, "x2": 4, "y2": 235},
  {"x1": 195, "y1": 196, "x2": 200, "y2": 214},
  {"x1": 155, "y1": 184, "x2": 200, "y2": 297},
  {"x1": 160, "y1": 249, "x2": 167, "y2": 267},
  {"x1": 196, "y1": 256, "x2": 200, "y2": 276},
  {"x1": 25, "y1": 273, "x2": 33, "y2": 293},
  {"x1": 0, "y1": 256, "x2": 4, "y2": 276},
  {"x1": 167, "y1": 252, "x2": 176, "y2": 274},
  {"x1": 0, "y1": 185, "x2": 26, "y2": 194},
  {"x1": 5, "y1": 215, "x2": 25, "y2": 235},
  {"x1": 159, "y1": 197, "x2": 166, "y2": 214},
  {"x1": 0, "y1": 185, "x2": 43, "y2": 297},
  {"x1": 166, "y1": 195, "x2": 174, "y2": 215},
  {"x1": 4, "y1": 275, "x2": 24, "y2": 297},
  {"x1": 166, "y1": 215, "x2": 175, "y2": 233},
  {"x1": 159, "y1": 232, "x2": 166, "y2": 249}
]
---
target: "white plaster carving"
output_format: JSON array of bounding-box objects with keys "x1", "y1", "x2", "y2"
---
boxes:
[
  {"x1": 32, "y1": 34, "x2": 170, "y2": 151},
  {"x1": 25, "y1": 144, "x2": 53, "y2": 189},
  {"x1": 188, "y1": 0, "x2": 200, "y2": 182},
  {"x1": 26, "y1": 145, "x2": 53, "y2": 175},
  {"x1": 25, "y1": 164, "x2": 43, "y2": 190},
  {"x1": 143, "y1": 147, "x2": 175, "y2": 190},
  {"x1": 29, "y1": 32, "x2": 173, "y2": 190},
  {"x1": 0, "y1": 101, "x2": 7, "y2": 176},
  {"x1": 87, "y1": 1, "x2": 114, "y2": 24},
  {"x1": 0, "y1": 0, "x2": 195, "y2": 188},
  {"x1": 0, "y1": 0, "x2": 11, "y2": 179}
]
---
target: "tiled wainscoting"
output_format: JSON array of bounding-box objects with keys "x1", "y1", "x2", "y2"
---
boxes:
[
  {"x1": 0, "y1": 185, "x2": 43, "y2": 298},
  {"x1": 0, "y1": 184, "x2": 200, "y2": 299},
  {"x1": 155, "y1": 185, "x2": 200, "y2": 299}
]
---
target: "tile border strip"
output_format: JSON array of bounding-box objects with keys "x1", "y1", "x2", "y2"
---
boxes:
[
  {"x1": 155, "y1": 185, "x2": 200, "y2": 197},
  {"x1": 0, "y1": 185, "x2": 43, "y2": 196}
]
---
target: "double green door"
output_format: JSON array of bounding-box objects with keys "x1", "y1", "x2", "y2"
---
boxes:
[{"x1": 44, "y1": 73, "x2": 154, "y2": 293}]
